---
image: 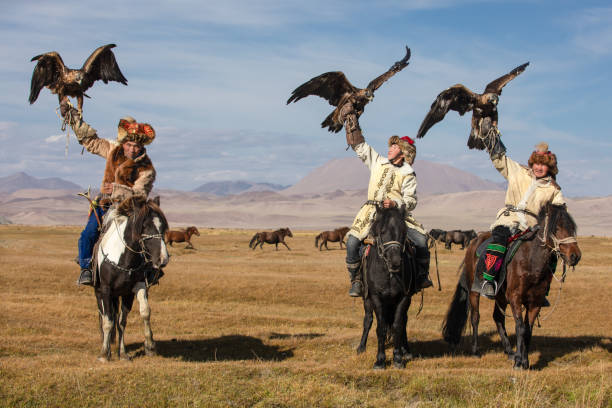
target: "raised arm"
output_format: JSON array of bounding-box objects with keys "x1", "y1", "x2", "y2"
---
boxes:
[
  {"x1": 60, "y1": 101, "x2": 113, "y2": 158},
  {"x1": 487, "y1": 131, "x2": 522, "y2": 180}
]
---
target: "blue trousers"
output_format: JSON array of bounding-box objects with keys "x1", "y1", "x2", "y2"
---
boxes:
[{"x1": 77, "y1": 206, "x2": 106, "y2": 269}]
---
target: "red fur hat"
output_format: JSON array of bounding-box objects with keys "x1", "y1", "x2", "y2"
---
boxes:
[
  {"x1": 388, "y1": 135, "x2": 416, "y2": 165},
  {"x1": 117, "y1": 116, "x2": 155, "y2": 145},
  {"x1": 528, "y1": 142, "x2": 558, "y2": 177}
]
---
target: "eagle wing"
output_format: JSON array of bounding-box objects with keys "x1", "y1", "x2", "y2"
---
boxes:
[
  {"x1": 483, "y1": 62, "x2": 529, "y2": 95},
  {"x1": 80, "y1": 44, "x2": 128, "y2": 91},
  {"x1": 29, "y1": 52, "x2": 66, "y2": 104},
  {"x1": 286, "y1": 71, "x2": 358, "y2": 106},
  {"x1": 366, "y1": 46, "x2": 411, "y2": 92},
  {"x1": 416, "y1": 84, "x2": 478, "y2": 139}
]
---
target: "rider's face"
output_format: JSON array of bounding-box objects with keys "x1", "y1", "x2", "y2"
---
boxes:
[
  {"x1": 531, "y1": 162, "x2": 549, "y2": 178},
  {"x1": 123, "y1": 141, "x2": 142, "y2": 159},
  {"x1": 388, "y1": 144, "x2": 403, "y2": 163}
]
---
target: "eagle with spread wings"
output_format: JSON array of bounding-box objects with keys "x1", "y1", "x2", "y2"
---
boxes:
[
  {"x1": 287, "y1": 46, "x2": 411, "y2": 132},
  {"x1": 29, "y1": 44, "x2": 127, "y2": 116},
  {"x1": 416, "y1": 62, "x2": 529, "y2": 150}
]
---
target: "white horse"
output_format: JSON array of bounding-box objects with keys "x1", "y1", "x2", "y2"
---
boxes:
[{"x1": 94, "y1": 197, "x2": 169, "y2": 362}]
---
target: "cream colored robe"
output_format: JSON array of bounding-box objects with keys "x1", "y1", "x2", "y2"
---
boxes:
[
  {"x1": 348, "y1": 141, "x2": 425, "y2": 241},
  {"x1": 490, "y1": 153, "x2": 565, "y2": 231}
]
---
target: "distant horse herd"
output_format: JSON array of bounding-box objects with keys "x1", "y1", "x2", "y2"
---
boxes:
[{"x1": 89, "y1": 200, "x2": 580, "y2": 370}]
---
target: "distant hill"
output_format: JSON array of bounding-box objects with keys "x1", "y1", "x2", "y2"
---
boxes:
[
  {"x1": 192, "y1": 180, "x2": 288, "y2": 196},
  {"x1": 281, "y1": 157, "x2": 503, "y2": 196},
  {"x1": 0, "y1": 172, "x2": 82, "y2": 193}
]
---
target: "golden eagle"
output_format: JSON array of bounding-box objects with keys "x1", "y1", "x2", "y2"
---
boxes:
[
  {"x1": 287, "y1": 46, "x2": 411, "y2": 132},
  {"x1": 416, "y1": 62, "x2": 529, "y2": 149},
  {"x1": 29, "y1": 44, "x2": 127, "y2": 116}
]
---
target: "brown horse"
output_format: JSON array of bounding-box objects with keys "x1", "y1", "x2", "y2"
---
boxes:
[
  {"x1": 442, "y1": 204, "x2": 581, "y2": 369},
  {"x1": 315, "y1": 226, "x2": 349, "y2": 250},
  {"x1": 249, "y1": 228, "x2": 293, "y2": 251},
  {"x1": 165, "y1": 226, "x2": 200, "y2": 249},
  {"x1": 444, "y1": 229, "x2": 476, "y2": 250}
]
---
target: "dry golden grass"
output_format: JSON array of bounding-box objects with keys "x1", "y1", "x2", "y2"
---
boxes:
[{"x1": 0, "y1": 226, "x2": 610, "y2": 407}]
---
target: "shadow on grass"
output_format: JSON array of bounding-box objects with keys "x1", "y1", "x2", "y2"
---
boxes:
[
  {"x1": 268, "y1": 332, "x2": 325, "y2": 340},
  {"x1": 128, "y1": 335, "x2": 294, "y2": 362},
  {"x1": 406, "y1": 329, "x2": 611, "y2": 370}
]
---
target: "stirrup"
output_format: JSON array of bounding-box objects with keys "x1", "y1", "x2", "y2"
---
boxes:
[
  {"x1": 481, "y1": 280, "x2": 498, "y2": 299},
  {"x1": 77, "y1": 269, "x2": 93, "y2": 286},
  {"x1": 349, "y1": 280, "x2": 363, "y2": 297}
]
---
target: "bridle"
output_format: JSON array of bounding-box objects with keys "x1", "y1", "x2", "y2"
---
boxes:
[
  {"x1": 538, "y1": 209, "x2": 578, "y2": 258},
  {"x1": 375, "y1": 235, "x2": 404, "y2": 274},
  {"x1": 100, "y1": 214, "x2": 165, "y2": 276}
]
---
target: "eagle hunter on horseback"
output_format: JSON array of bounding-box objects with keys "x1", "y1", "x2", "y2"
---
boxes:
[
  {"x1": 340, "y1": 102, "x2": 433, "y2": 298},
  {"x1": 59, "y1": 101, "x2": 165, "y2": 288},
  {"x1": 479, "y1": 137, "x2": 570, "y2": 301},
  {"x1": 442, "y1": 133, "x2": 581, "y2": 369}
]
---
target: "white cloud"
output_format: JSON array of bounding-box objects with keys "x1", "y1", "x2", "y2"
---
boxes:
[{"x1": 45, "y1": 134, "x2": 66, "y2": 143}]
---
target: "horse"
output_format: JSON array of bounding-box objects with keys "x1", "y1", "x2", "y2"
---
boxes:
[
  {"x1": 356, "y1": 205, "x2": 417, "y2": 369},
  {"x1": 249, "y1": 228, "x2": 293, "y2": 251},
  {"x1": 427, "y1": 228, "x2": 446, "y2": 248},
  {"x1": 314, "y1": 226, "x2": 349, "y2": 250},
  {"x1": 443, "y1": 229, "x2": 473, "y2": 250},
  {"x1": 442, "y1": 203, "x2": 581, "y2": 369},
  {"x1": 165, "y1": 226, "x2": 200, "y2": 249},
  {"x1": 94, "y1": 196, "x2": 169, "y2": 362}
]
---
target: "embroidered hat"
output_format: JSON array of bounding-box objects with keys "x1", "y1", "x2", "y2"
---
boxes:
[
  {"x1": 117, "y1": 116, "x2": 155, "y2": 145},
  {"x1": 388, "y1": 135, "x2": 416, "y2": 165}
]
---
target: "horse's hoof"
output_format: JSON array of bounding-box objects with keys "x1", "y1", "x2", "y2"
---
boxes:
[
  {"x1": 393, "y1": 360, "x2": 406, "y2": 369},
  {"x1": 373, "y1": 362, "x2": 386, "y2": 370},
  {"x1": 145, "y1": 346, "x2": 157, "y2": 357},
  {"x1": 507, "y1": 352, "x2": 516, "y2": 361},
  {"x1": 119, "y1": 354, "x2": 132, "y2": 361},
  {"x1": 97, "y1": 355, "x2": 110, "y2": 363},
  {"x1": 402, "y1": 352, "x2": 413, "y2": 361},
  {"x1": 356, "y1": 346, "x2": 366, "y2": 354},
  {"x1": 471, "y1": 351, "x2": 481, "y2": 358}
]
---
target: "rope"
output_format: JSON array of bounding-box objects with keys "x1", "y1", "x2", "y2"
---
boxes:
[{"x1": 55, "y1": 105, "x2": 73, "y2": 157}]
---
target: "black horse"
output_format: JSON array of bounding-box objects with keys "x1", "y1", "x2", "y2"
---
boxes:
[
  {"x1": 444, "y1": 229, "x2": 476, "y2": 250},
  {"x1": 355, "y1": 205, "x2": 416, "y2": 369},
  {"x1": 94, "y1": 196, "x2": 169, "y2": 362}
]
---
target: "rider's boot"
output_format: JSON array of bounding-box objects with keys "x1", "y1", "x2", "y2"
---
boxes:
[
  {"x1": 347, "y1": 262, "x2": 363, "y2": 297},
  {"x1": 481, "y1": 226, "x2": 509, "y2": 299},
  {"x1": 414, "y1": 257, "x2": 433, "y2": 290},
  {"x1": 78, "y1": 268, "x2": 93, "y2": 286},
  {"x1": 481, "y1": 243, "x2": 506, "y2": 299}
]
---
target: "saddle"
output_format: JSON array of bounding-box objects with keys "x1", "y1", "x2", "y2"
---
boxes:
[
  {"x1": 360, "y1": 237, "x2": 417, "y2": 298},
  {"x1": 471, "y1": 227, "x2": 539, "y2": 295}
]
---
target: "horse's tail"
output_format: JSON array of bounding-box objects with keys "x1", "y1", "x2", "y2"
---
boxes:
[
  {"x1": 249, "y1": 233, "x2": 258, "y2": 248},
  {"x1": 442, "y1": 265, "x2": 470, "y2": 347},
  {"x1": 315, "y1": 233, "x2": 322, "y2": 248}
]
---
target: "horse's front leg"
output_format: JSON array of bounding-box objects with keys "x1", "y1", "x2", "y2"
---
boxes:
[
  {"x1": 522, "y1": 306, "x2": 541, "y2": 368},
  {"x1": 392, "y1": 296, "x2": 412, "y2": 367},
  {"x1": 357, "y1": 297, "x2": 374, "y2": 354},
  {"x1": 372, "y1": 297, "x2": 387, "y2": 369},
  {"x1": 117, "y1": 294, "x2": 134, "y2": 361},
  {"x1": 469, "y1": 291, "x2": 481, "y2": 356},
  {"x1": 186, "y1": 240, "x2": 194, "y2": 249},
  {"x1": 134, "y1": 284, "x2": 156, "y2": 356},
  {"x1": 97, "y1": 293, "x2": 114, "y2": 362},
  {"x1": 282, "y1": 241, "x2": 291, "y2": 251},
  {"x1": 493, "y1": 296, "x2": 514, "y2": 358},
  {"x1": 509, "y1": 298, "x2": 529, "y2": 369}
]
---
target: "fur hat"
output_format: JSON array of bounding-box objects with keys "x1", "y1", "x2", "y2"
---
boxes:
[
  {"x1": 388, "y1": 135, "x2": 416, "y2": 165},
  {"x1": 528, "y1": 142, "x2": 558, "y2": 177},
  {"x1": 117, "y1": 116, "x2": 155, "y2": 145}
]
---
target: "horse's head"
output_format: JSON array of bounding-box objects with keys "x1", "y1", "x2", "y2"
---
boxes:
[
  {"x1": 372, "y1": 205, "x2": 407, "y2": 273},
  {"x1": 188, "y1": 226, "x2": 200, "y2": 236},
  {"x1": 129, "y1": 197, "x2": 170, "y2": 270},
  {"x1": 283, "y1": 228, "x2": 293, "y2": 238},
  {"x1": 538, "y1": 204, "x2": 581, "y2": 266}
]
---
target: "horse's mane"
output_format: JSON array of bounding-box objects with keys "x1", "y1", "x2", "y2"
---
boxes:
[
  {"x1": 371, "y1": 207, "x2": 406, "y2": 237},
  {"x1": 537, "y1": 203, "x2": 577, "y2": 237},
  {"x1": 117, "y1": 197, "x2": 169, "y2": 241}
]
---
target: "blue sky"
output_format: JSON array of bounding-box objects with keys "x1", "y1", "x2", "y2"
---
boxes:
[{"x1": 1, "y1": 1, "x2": 611, "y2": 196}]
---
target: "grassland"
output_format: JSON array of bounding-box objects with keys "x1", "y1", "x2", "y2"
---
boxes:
[{"x1": 0, "y1": 225, "x2": 610, "y2": 407}]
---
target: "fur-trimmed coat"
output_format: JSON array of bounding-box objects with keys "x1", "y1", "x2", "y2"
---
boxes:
[
  {"x1": 347, "y1": 141, "x2": 425, "y2": 241},
  {"x1": 78, "y1": 129, "x2": 155, "y2": 203},
  {"x1": 491, "y1": 152, "x2": 564, "y2": 231}
]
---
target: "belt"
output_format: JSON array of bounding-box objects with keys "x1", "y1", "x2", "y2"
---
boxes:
[{"x1": 502, "y1": 205, "x2": 538, "y2": 219}]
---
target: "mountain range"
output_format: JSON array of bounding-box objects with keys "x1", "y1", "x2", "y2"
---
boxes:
[{"x1": 0, "y1": 160, "x2": 609, "y2": 236}]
